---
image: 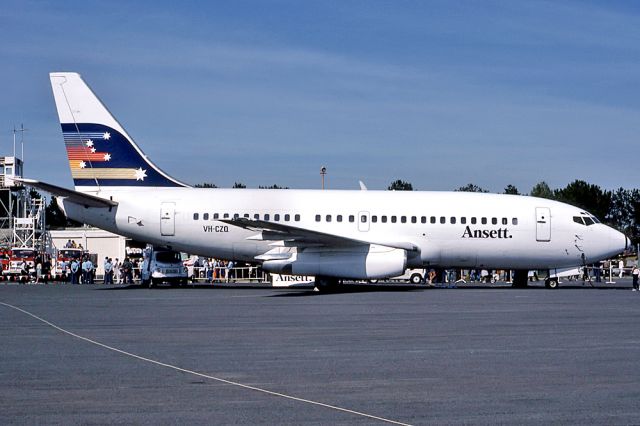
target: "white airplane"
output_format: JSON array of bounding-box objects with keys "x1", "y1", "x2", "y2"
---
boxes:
[{"x1": 21, "y1": 72, "x2": 629, "y2": 290}]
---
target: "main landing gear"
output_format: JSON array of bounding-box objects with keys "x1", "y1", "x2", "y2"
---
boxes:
[
  {"x1": 511, "y1": 270, "x2": 529, "y2": 288},
  {"x1": 314, "y1": 276, "x2": 341, "y2": 293}
]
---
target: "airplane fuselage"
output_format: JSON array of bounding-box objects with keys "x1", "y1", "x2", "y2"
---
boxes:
[{"x1": 61, "y1": 188, "x2": 626, "y2": 274}]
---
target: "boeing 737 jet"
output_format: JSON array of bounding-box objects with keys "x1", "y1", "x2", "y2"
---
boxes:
[{"x1": 20, "y1": 72, "x2": 629, "y2": 290}]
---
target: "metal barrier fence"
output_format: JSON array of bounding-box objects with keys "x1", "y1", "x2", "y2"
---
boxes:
[{"x1": 189, "y1": 266, "x2": 270, "y2": 283}]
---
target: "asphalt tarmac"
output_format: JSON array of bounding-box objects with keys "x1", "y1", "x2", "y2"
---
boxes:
[{"x1": 1, "y1": 281, "x2": 639, "y2": 425}]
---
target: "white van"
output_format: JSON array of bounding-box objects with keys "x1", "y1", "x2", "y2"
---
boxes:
[{"x1": 141, "y1": 246, "x2": 188, "y2": 287}]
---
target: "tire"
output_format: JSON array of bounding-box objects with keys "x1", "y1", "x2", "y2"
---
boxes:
[
  {"x1": 315, "y1": 276, "x2": 340, "y2": 293},
  {"x1": 410, "y1": 273, "x2": 423, "y2": 284},
  {"x1": 546, "y1": 278, "x2": 559, "y2": 289}
]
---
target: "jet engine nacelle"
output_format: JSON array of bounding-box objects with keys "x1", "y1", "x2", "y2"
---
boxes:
[{"x1": 262, "y1": 245, "x2": 407, "y2": 279}]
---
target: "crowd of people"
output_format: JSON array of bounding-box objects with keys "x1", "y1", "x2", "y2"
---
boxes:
[{"x1": 56, "y1": 256, "x2": 141, "y2": 284}]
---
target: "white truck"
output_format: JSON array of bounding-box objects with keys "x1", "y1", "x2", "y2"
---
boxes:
[{"x1": 140, "y1": 246, "x2": 188, "y2": 287}]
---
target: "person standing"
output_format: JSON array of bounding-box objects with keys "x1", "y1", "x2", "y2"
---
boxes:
[
  {"x1": 619, "y1": 259, "x2": 625, "y2": 278},
  {"x1": 113, "y1": 258, "x2": 121, "y2": 284},
  {"x1": 70, "y1": 259, "x2": 80, "y2": 284},
  {"x1": 122, "y1": 258, "x2": 133, "y2": 284},
  {"x1": 82, "y1": 257, "x2": 94, "y2": 284},
  {"x1": 632, "y1": 265, "x2": 639, "y2": 291},
  {"x1": 104, "y1": 258, "x2": 114, "y2": 284},
  {"x1": 35, "y1": 260, "x2": 43, "y2": 284}
]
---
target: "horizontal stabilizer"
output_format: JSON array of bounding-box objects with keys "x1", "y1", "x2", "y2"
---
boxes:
[{"x1": 16, "y1": 178, "x2": 118, "y2": 208}]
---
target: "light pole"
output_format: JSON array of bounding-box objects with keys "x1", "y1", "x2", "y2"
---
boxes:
[{"x1": 320, "y1": 166, "x2": 327, "y2": 190}]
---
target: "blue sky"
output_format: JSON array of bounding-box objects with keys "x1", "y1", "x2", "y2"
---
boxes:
[{"x1": 1, "y1": 0, "x2": 639, "y2": 192}]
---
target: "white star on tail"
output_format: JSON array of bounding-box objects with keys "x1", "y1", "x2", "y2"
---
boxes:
[
  {"x1": 90, "y1": 148, "x2": 96, "y2": 153},
  {"x1": 103, "y1": 153, "x2": 111, "y2": 161},
  {"x1": 85, "y1": 140, "x2": 94, "y2": 147},
  {"x1": 103, "y1": 132, "x2": 111, "y2": 140},
  {"x1": 134, "y1": 168, "x2": 147, "y2": 181},
  {"x1": 79, "y1": 161, "x2": 86, "y2": 169}
]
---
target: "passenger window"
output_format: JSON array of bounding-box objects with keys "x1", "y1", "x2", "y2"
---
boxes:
[
  {"x1": 492, "y1": 217, "x2": 497, "y2": 225},
  {"x1": 401, "y1": 216, "x2": 407, "y2": 223},
  {"x1": 253, "y1": 214, "x2": 259, "y2": 220},
  {"x1": 512, "y1": 218, "x2": 518, "y2": 225},
  {"x1": 274, "y1": 214, "x2": 280, "y2": 221},
  {"x1": 315, "y1": 215, "x2": 321, "y2": 222},
  {"x1": 502, "y1": 218, "x2": 507, "y2": 225},
  {"x1": 214, "y1": 213, "x2": 219, "y2": 219},
  {"x1": 411, "y1": 216, "x2": 417, "y2": 224},
  {"x1": 244, "y1": 213, "x2": 249, "y2": 218},
  {"x1": 264, "y1": 214, "x2": 270, "y2": 221},
  {"x1": 461, "y1": 217, "x2": 466, "y2": 224},
  {"x1": 193, "y1": 213, "x2": 199, "y2": 220},
  {"x1": 326, "y1": 215, "x2": 332, "y2": 222},
  {"x1": 295, "y1": 214, "x2": 300, "y2": 221},
  {"x1": 337, "y1": 215, "x2": 343, "y2": 222},
  {"x1": 471, "y1": 217, "x2": 477, "y2": 224},
  {"x1": 481, "y1": 217, "x2": 487, "y2": 225},
  {"x1": 440, "y1": 216, "x2": 446, "y2": 224},
  {"x1": 349, "y1": 215, "x2": 355, "y2": 223},
  {"x1": 450, "y1": 217, "x2": 456, "y2": 224},
  {"x1": 223, "y1": 213, "x2": 229, "y2": 219},
  {"x1": 372, "y1": 216, "x2": 378, "y2": 223},
  {"x1": 284, "y1": 214, "x2": 290, "y2": 221},
  {"x1": 391, "y1": 216, "x2": 397, "y2": 223},
  {"x1": 382, "y1": 216, "x2": 388, "y2": 223},
  {"x1": 233, "y1": 213, "x2": 239, "y2": 219},
  {"x1": 361, "y1": 215, "x2": 367, "y2": 223},
  {"x1": 421, "y1": 216, "x2": 427, "y2": 224},
  {"x1": 430, "y1": 216, "x2": 436, "y2": 224},
  {"x1": 203, "y1": 213, "x2": 209, "y2": 220}
]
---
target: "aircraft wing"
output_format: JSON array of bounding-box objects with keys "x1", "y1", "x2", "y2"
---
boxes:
[
  {"x1": 15, "y1": 178, "x2": 118, "y2": 208},
  {"x1": 220, "y1": 217, "x2": 418, "y2": 252}
]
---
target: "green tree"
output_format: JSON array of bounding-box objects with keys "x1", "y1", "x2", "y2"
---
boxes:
[
  {"x1": 195, "y1": 182, "x2": 218, "y2": 188},
  {"x1": 387, "y1": 180, "x2": 413, "y2": 191},
  {"x1": 45, "y1": 197, "x2": 82, "y2": 229},
  {"x1": 456, "y1": 183, "x2": 488, "y2": 193},
  {"x1": 608, "y1": 188, "x2": 640, "y2": 244},
  {"x1": 554, "y1": 180, "x2": 611, "y2": 221},
  {"x1": 530, "y1": 181, "x2": 554, "y2": 199},
  {"x1": 504, "y1": 184, "x2": 520, "y2": 195},
  {"x1": 232, "y1": 182, "x2": 246, "y2": 189},
  {"x1": 258, "y1": 184, "x2": 289, "y2": 189}
]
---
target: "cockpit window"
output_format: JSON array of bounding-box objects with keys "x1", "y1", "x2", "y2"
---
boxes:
[{"x1": 574, "y1": 215, "x2": 597, "y2": 226}]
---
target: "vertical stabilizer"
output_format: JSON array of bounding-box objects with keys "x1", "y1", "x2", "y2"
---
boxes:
[{"x1": 50, "y1": 72, "x2": 189, "y2": 191}]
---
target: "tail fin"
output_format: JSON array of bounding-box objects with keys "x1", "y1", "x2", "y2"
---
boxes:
[{"x1": 50, "y1": 72, "x2": 189, "y2": 191}]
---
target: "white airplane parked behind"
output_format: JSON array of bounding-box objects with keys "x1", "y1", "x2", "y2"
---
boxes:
[{"x1": 21, "y1": 72, "x2": 629, "y2": 290}]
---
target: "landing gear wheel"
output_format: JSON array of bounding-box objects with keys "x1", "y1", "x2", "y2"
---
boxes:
[
  {"x1": 315, "y1": 276, "x2": 340, "y2": 293},
  {"x1": 410, "y1": 273, "x2": 423, "y2": 284},
  {"x1": 545, "y1": 278, "x2": 559, "y2": 289},
  {"x1": 512, "y1": 270, "x2": 529, "y2": 288}
]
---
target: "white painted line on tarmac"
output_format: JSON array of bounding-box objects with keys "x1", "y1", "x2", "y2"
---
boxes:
[{"x1": 0, "y1": 301, "x2": 410, "y2": 426}]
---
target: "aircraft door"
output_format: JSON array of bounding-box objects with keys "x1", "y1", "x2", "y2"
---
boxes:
[
  {"x1": 160, "y1": 202, "x2": 176, "y2": 236},
  {"x1": 358, "y1": 211, "x2": 370, "y2": 232},
  {"x1": 536, "y1": 207, "x2": 551, "y2": 242}
]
